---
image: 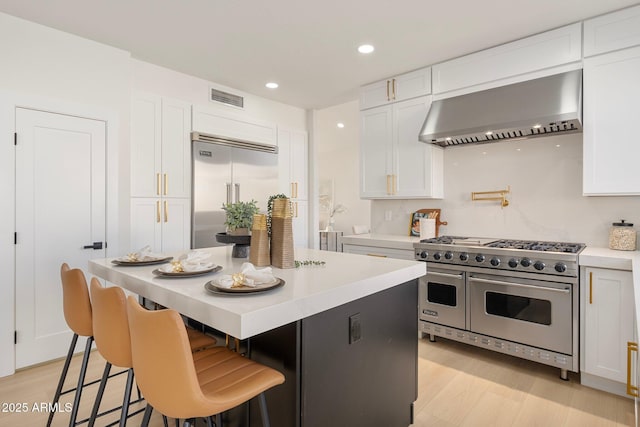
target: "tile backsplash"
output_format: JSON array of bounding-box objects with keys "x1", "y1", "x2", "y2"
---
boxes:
[{"x1": 371, "y1": 134, "x2": 640, "y2": 248}]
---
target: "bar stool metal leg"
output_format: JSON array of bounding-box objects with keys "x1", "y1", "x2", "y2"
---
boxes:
[
  {"x1": 68, "y1": 336, "x2": 94, "y2": 427},
  {"x1": 118, "y1": 369, "x2": 135, "y2": 427},
  {"x1": 141, "y1": 404, "x2": 153, "y2": 427},
  {"x1": 258, "y1": 393, "x2": 270, "y2": 427},
  {"x1": 47, "y1": 333, "x2": 79, "y2": 427},
  {"x1": 88, "y1": 361, "x2": 112, "y2": 427}
]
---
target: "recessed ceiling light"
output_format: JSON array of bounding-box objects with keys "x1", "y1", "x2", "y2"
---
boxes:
[
  {"x1": 445, "y1": 137, "x2": 452, "y2": 141},
  {"x1": 265, "y1": 82, "x2": 279, "y2": 89},
  {"x1": 533, "y1": 124, "x2": 542, "y2": 129},
  {"x1": 485, "y1": 131, "x2": 493, "y2": 136},
  {"x1": 358, "y1": 44, "x2": 375, "y2": 54},
  {"x1": 337, "y1": 123, "x2": 345, "y2": 128}
]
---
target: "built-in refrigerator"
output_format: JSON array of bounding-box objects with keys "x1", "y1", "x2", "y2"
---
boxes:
[{"x1": 191, "y1": 132, "x2": 279, "y2": 249}]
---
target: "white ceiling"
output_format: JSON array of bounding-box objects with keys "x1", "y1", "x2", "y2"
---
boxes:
[{"x1": 0, "y1": 0, "x2": 637, "y2": 109}]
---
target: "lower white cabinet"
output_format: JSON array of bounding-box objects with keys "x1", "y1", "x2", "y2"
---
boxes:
[
  {"x1": 292, "y1": 199, "x2": 308, "y2": 249},
  {"x1": 130, "y1": 197, "x2": 190, "y2": 253},
  {"x1": 581, "y1": 267, "x2": 636, "y2": 397}
]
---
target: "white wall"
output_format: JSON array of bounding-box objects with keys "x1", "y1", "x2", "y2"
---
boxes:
[
  {"x1": 315, "y1": 100, "x2": 370, "y2": 235},
  {"x1": 132, "y1": 60, "x2": 307, "y2": 131},
  {"x1": 371, "y1": 134, "x2": 640, "y2": 247},
  {"x1": 0, "y1": 12, "x2": 131, "y2": 377}
]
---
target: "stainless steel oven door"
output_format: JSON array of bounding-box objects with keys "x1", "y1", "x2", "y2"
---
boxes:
[
  {"x1": 419, "y1": 267, "x2": 465, "y2": 329},
  {"x1": 468, "y1": 273, "x2": 572, "y2": 354}
]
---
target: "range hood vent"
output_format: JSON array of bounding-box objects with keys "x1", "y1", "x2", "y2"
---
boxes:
[
  {"x1": 419, "y1": 70, "x2": 582, "y2": 147},
  {"x1": 191, "y1": 131, "x2": 278, "y2": 154}
]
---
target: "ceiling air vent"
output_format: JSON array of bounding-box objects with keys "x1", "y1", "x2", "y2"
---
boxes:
[{"x1": 210, "y1": 88, "x2": 244, "y2": 108}]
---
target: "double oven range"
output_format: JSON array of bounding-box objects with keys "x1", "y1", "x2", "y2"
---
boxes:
[{"x1": 414, "y1": 236, "x2": 584, "y2": 379}]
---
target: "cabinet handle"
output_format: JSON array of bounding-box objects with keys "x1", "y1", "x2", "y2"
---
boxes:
[
  {"x1": 235, "y1": 183, "x2": 240, "y2": 203},
  {"x1": 164, "y1": 200, "x2": 168, "y2": 223},
  {"x1": 627, "y1": 341, "x2": 639, "y2": 397},
  {"x1": 163, "y1": 173, "x2": 168, "y2": 196},
  {"x1": 392, "y1": 78, "x2": 397, "y2": 100},
  {"x1": 367, "y1": 253, "x2": 387, "y2": 258},
  {"x1": 295, "y1": 182, "x2": 298, "y2": 198},
  {"x1": 291, "y1": 182, "x2": 294, "y2": 198},
  {"x1": 589, "y1": 271, "x2": 593, "y2": 304},
  {"x1": 392, "y1": 174, "x2": 397, "y2": 194},
  {"x1": 386, "y1": 175, "x2": 391, "y2": 195},
  {"x1": 294, "y1": 201, "x2": 298, "y2": 218},
  {"x1": 226, "y1": 183, "x2": 232, "y2": 204},
  {"x1": 386, "y1": 80, "x2": 390, "y2": 101},
  {"x1": 156, "y1": 173, "x2": 161, "y2": 196},
  {"x1": 156, "y1": 200, "x2": 161, "y2": 223}
]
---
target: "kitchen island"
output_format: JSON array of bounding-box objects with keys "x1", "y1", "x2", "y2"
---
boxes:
[{"x1": 89, "y1": 246, "x2": 425, "y2": 427}]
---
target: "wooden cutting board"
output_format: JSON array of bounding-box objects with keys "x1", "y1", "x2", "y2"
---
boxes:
[{"x1": 409, "y1": 209, "x2": 448, "y2": 237}]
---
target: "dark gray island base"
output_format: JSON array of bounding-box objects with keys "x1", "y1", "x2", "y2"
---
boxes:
[{"x1": 225, "y1": 279, "x2": 418, "y2": 427}]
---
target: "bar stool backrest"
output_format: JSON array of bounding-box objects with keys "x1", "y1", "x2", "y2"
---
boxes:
[
  {"x1": 126, "y1": 296, "x2": 208, "y2": 418},
  {"x1": 60, "y1": 263, "x2": 93, "y2": 337},
  {"x1": 90, "y1": 279, "x2": 132, "y2": 368}
]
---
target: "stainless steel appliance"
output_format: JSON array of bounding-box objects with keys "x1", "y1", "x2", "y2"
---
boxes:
[
  {"x1": 414, "y1": 236, "x2": 585, "y2": 379},
  {"x1": 191, "y1": 131, "x2": 278, "y2": 249}
]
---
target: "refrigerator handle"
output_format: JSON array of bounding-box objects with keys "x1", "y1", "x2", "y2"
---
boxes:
[
  {"x1": 226, "y1": 183, "x2": 232, "y2": 204},
  {"x1": 235, "y1": 183, "x2": 240, "y2": 203}
]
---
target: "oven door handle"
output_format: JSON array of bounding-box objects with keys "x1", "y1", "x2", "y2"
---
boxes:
[
  {"x1": 468, "y1": 276, "x2": 571, "y2": 294},
  {"x1": 427, "y1": 271, "x2": 464, "y2": 279}
]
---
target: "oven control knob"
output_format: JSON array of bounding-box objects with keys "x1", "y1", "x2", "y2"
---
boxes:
[
  {"x1": 534, "y1": 261, "x2": 545, "y2": 271},
  {"x1": 433, "y1": 252, "x2": 442, "y2": 261},
  {"x1": 554, "y1": 262, "x2": 567, "y2": 273},
  {"x1": 490, "y1": 257, "x2": 500, "y2": 266},
  {"x1": 444, "y1": 251, "x2": 453, "y2": 260},
  {"x1": 459, "y1": 253, "x2": 469, "y2": 261},
  {"x1": 420, "y1": 251, "x2": 428, "y2": 259},
  {"x1": 508, "y1": 258, "x2": 519, "y2": 268},
  {"x1": 475, "y1": 254, "x2": 485, "y2": 263},
  {"x1": 520, "y1": 258, "x2": 532, "y2": 267}
]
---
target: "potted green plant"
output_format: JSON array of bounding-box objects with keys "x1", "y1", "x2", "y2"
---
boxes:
[{"x1": 222, "y1": 200, "x2": 260, "y2": 235}]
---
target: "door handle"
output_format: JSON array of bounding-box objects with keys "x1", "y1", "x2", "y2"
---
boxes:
[
  {"x1": 468, "y1": 276, "x2": 571, "y2": 294},
  {"x1": 83, "y1": 242, "x2": 103, "y2": 250}
]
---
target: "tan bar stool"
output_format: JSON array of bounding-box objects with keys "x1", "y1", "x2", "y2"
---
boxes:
[
  {"x1": 47, "y1": 264, "x2": 95, "y2": 427},
  {"x1": 126, "y1": 296, "x2": 285, "y2": 427}
]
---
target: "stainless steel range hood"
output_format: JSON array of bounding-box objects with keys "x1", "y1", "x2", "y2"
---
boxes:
[{"x1": 419, "y1": 70, "x2": 582, "y2": 147}]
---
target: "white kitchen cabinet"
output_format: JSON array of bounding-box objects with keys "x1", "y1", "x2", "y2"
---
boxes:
[
  {"x1": 581, "y1": 267, "x2": 636, "y2": 397},
  {"x1": 130, "y1": 197, "x2": 190, "y2": 253},
  {"x1": 583, "y1": 46, "x2": 640, "y2": 195},
  {"x1": 584, "y1": 4, "x2": 640, "y2": 57},
  {"x1": 359, "y1": 67, "x2": 431, "y2": 110},
  {"x1": 291, "y1": 199, "x2": 308, "y2": 249},
  {"x1": 278, "y1": 128, "x2": 309, "y2": 247},
  {"x1": 432, "y1": 23, "x2": 581, "y2": 97},
  {"x1": 360, "y1": 96, "x2": 443, "y2": 199},
  {"x1": 131, "y1": 93, "x2": 191, "y2": 198}
]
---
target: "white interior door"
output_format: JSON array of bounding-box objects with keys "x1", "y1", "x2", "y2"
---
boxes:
[{"x1": 15, "y1": 108, "x2": 106, "y2": 369}]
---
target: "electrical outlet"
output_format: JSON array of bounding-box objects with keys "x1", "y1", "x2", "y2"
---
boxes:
[{"x1": 349, "y1": 313, "x2": 362, "y2": 344}]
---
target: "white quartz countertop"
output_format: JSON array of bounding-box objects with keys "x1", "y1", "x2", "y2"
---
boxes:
[
  {"x1": 339, "y1": 233, "x2": 421, "y2": 250},
  {"x1": 88, "y1": 246, "x2": 425, "y2": 340},
  {"x1": 580, "y1": 246, "x2": 640, "y2": 338}
]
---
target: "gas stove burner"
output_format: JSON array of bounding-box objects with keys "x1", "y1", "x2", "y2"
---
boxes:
[{"x1": 485, "y1": 239, "x2": 585, "y2": 253}]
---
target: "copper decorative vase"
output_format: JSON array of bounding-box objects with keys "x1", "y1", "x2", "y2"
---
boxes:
[{"x1": 270, "y1": 198, "x2": 295, "y2": 269}]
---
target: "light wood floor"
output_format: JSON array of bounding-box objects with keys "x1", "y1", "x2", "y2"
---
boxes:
[{"x1": 0, "y1": 337, "x2": 634, "y2": 426}]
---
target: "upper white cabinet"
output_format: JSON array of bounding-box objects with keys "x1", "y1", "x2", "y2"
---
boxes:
[
  {"x1": 192, "y1": 105, "x2": 276, "y2": 146},
  {"x1": 360, "y1": 96, "x2": 443, "y2": 199},
  {"x1": 359, "y1": 67, "x2": 431, "y2": 110},
  {"x1": 131, "y1": 93, "x2": 191, "y2": 198},
  {"x1": 584, "y1": 5, "x2": 640, "y2": 57},
  {"x1": 581, "y1": 267, "x2": 636, "y2": 396},
  {"x1": 583, "y1": 45, "x2": 640, "y2": 195},
  {"x1": 432, "y1": 23, "x2": 582, "y2": 97},
  {"x1": 278, "y1": 128, "x2": 309, "y2": 247}
]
